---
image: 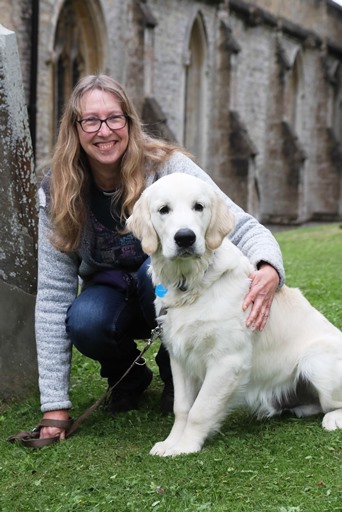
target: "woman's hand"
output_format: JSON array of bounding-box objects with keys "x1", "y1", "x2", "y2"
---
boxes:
[
  {"x1": 39, "y1": 409, "x2": 70, "y2": 440},
  {"x1": 243, "y1": 262, "x2": 280, "y2": 331}
]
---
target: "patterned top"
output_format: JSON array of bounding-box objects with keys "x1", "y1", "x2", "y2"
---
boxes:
[{"x1": 90, "y1": 186, "x2": 146, "y2": 270}]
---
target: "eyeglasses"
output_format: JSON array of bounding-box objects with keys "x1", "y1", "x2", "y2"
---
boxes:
[{"x1": 77, "y1": 114, "x2": 129, "y2": 133}]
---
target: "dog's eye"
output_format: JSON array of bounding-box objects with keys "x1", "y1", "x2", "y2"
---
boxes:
[
  {"x1": 193, "y1": 202, "x2": 204, "y2": 212},
  {"x1": 159, "y1": 205, "x2": 170, "y2": 215}
]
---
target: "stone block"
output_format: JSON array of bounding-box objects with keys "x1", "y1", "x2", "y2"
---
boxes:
[
  {"x1": 0, "y1": 280, "x2": 38, "y2": 399},
  {"x1": 0, "y1": 25, "x2": 38, "y2": 399}
]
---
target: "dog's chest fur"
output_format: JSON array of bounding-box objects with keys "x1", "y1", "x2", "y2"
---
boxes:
[{"x1": 154, "y1": 241, "x2": 253, "y2": 379}]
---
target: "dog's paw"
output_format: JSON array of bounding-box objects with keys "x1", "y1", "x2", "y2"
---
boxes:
[
  {"x1": 322, "y1": 409, "x2": 342, "y2": 431},
  {"x1": 150, "y1": 441, "x2": 174, "y2": 457},
  {"x1": 150, "y1": 439, "x2": 202, "y2": 457}
]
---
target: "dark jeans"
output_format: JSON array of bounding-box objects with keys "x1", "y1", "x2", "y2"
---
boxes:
[{"x1": 65, "y1": 259, "x2": 171, "y2": 388}]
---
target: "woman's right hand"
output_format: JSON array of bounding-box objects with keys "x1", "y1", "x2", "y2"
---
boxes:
[{"x1": 39, "y1": 409, "x2": 70, "y2": 440}]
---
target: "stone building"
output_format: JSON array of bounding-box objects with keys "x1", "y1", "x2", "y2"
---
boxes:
[{"x1": 2, "y1": 0, "x2": 342, "y2": 224}]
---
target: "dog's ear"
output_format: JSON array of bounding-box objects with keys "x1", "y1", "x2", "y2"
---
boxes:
[
  {"x1": 206, "y1": 194, "x2": 235, "y2": 250},
  {"x1": 126, "y1": 194, "x2": 159, "y2": 255}
]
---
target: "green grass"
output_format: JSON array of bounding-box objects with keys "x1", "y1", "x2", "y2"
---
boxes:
[{"x1": 1, "y1": 223, "x2": 342, "y2": 512}]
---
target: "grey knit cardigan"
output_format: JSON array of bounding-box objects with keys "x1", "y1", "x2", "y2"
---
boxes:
[{"x1": 36, "y1": 151, "x2": 285, "y2": 412}]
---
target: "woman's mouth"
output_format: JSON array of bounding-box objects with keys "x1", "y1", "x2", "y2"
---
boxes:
[{"x1": 95, "y1": 141, "x2": 117, "y2": 152}]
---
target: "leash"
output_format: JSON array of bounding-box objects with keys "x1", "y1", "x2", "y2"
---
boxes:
[{"x1": 7, "y1": 325, "x2": 162, "y2": 448}]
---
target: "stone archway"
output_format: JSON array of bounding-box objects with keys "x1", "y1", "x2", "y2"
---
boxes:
[
  {"x1": 52, "y1": 0, "x2": 106, "y2": 140},
  {"x1": 183, "y1": 12, "x2": 208, "y2": 166}
]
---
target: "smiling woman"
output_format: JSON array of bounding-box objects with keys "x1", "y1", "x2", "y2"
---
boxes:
[{"x1": 33, "y1": 73, "x2": 286, "y2": 445}]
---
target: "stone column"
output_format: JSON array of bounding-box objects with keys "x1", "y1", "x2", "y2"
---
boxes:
[{"x1": 0, "y1": 25, "x2": 38, "y2": 399}]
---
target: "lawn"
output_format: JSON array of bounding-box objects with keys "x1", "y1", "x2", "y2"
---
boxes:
[{"x1": 0, "y1": 223, "x2": 341, "y2": 512}]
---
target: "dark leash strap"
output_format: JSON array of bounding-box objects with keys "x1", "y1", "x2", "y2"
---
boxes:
[
  {"x1": 67, "y1": 325, "x2": 161, "y2": 436},
  {"x1": 7, "y1": 325, "x2": 162, "y2": 448}
]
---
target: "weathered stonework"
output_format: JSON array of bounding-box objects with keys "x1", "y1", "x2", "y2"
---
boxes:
[
  {"x1": 2, "y1": 0, "x2": 342, "y2": 226},
  {"x1": 0, "y1": 25, "x2": 37, "y2": 293},
  {"x1": 0, "y1": 25, "x2": 38, "y2": 398},
  {"x1": 0, "y1": 280, "x2": 37, "y2": 399}
]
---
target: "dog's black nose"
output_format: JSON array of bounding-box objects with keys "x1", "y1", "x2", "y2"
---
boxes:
[{"x1": 174, "y1": 228, "x2": 196, "y2": 248}]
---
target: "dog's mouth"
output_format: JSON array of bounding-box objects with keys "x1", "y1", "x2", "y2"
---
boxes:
[{"x1": 175, "y1": 247, "x2": 196, "y2": 258}]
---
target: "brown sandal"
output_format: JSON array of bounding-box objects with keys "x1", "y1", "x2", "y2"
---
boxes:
[{"x1": 7, "y1": 418, "x2": 74, "y2": 448}]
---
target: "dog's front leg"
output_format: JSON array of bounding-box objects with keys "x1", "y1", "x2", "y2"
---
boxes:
[
  {"x1": 160, "y1": 355, "x2": 250, "y2": 456},
  {"x1": 150, "y1": 358, "x2": 198, "y2": 456}
]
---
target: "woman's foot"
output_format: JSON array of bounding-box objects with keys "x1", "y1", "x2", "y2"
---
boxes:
[{"x1": 106, "y1": 364, "x2": 153, "y2": 413}]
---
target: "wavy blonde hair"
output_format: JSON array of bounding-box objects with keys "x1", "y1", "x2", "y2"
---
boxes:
[{"x1": 50, "y1": 74, "x2": 184, "y2": 252}]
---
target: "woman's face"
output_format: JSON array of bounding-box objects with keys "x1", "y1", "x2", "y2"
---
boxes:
[{"x1": 76, "y1": 88, "x2": 129, "y2": 179}]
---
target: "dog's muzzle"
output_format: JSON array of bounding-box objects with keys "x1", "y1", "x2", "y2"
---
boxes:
[{"x1": 174, "y1": 228, "x2": 196, "y2": 256}]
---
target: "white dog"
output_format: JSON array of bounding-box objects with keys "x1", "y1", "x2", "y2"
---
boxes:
[{"x1": 127, "y1": 173, "x2": 342, "y2": 456}]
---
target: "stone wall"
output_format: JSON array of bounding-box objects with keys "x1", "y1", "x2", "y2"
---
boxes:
[
  {"x1": 1, "y1": 0, "x2": 342, "y2": 226},
  {"x1": 0, "y1": 25, "x2": 38, "y2": 399}
]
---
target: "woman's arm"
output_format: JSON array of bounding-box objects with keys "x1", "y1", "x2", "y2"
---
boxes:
[{"x1": 35, "y1": 195, "x2": 79, "y2": 414}]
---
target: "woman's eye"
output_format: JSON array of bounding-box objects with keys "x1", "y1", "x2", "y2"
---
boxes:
[
  {"x1": 159, "y1": 205, "x2": 170, "y2": 215},
  {"x1": 193, "y1": 202, "x2": 204, "y2": 212},
  {"x1": 82, "y1": 117, "x2": 98, "y2": 124}
]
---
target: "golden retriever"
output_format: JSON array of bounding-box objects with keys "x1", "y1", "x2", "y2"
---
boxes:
[{"x1": 127, "y1": 173, "x2": 342, "y2": 456}]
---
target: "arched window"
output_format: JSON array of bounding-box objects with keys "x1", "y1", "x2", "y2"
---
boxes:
[
  {"x1": 53, "y1": 0, "x2": 105, "y2": 139},
  {"x1": 286, "y1": 51, "x2": 305, "y2": 135},
  {"x1": 332, "y1": 64, "x2": 342, "y2": 144},
  {"x1": 184, "y1": 13, "x2": 208, "y2": 165}
]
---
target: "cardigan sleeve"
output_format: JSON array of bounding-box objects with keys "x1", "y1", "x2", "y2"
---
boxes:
[{"x1": 35, "y1": 190, "x2": 79, "y2": 412}]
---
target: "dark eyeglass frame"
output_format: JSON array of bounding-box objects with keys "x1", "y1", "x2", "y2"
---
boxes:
[{"x1": 76, "y1": 114, "x2": 129, "y2": 133}]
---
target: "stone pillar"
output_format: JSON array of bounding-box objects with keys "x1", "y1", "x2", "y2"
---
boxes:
[{"x1": 0, "y1": 25, "x2": 38, "y2": 399}]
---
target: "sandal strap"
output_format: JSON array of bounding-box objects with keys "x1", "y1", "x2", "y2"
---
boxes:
[
  {"x1": 38, "y1": 418, "x2": 74, "y2": 431},
  {"x1": 7, "y1": 418, "x2": 74, "y2": 448}
]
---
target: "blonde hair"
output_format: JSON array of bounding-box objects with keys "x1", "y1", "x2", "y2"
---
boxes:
[{"x1": 50, "y1": 74, "x2": 184, "y2": 252}]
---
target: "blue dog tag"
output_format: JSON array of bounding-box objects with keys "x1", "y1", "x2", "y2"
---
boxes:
[{"x1": 155, "y1": 283, "x2": 168, "y2": 297}]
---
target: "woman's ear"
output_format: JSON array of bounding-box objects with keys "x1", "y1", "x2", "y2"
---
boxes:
[
  {"x1": 205, "y1": 194, "x2": 235, "y2": 250},
  {"x1": 126, "y1": 194, "x2": 159, "y2": 255}
]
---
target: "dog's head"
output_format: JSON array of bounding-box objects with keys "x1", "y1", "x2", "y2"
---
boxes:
[{"x1": 126, "y1": 173, "x2": 235, "y2": 258}]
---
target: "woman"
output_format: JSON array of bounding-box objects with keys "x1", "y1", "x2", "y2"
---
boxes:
[{"x1": 36, "y1": 74, "x2": 284, "y2": 440}]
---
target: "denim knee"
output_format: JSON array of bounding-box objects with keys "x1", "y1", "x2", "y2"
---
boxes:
[{"x1": 65, "y1": 284, "x2": 127, "y2": 360}]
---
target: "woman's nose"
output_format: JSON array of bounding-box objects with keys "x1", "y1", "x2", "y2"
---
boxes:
[{"x1": 97, "y1": 121, "x2": 113, "y2": 135}]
